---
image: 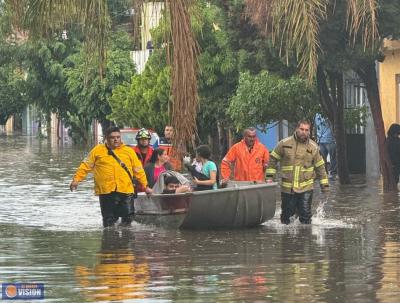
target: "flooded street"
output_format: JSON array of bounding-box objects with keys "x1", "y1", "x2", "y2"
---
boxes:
[{"x1": 0, "y1": 135, "x2": 399, "y2": 302}]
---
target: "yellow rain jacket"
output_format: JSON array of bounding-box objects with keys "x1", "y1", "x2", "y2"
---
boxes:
[
  {"x1": 266, "y1": 135, "x2": 328, "y2": 193},
  {"x1": 73, "y1": 144, "x2": 148, "y2": 195}
]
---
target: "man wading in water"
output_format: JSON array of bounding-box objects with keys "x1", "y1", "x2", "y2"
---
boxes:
[
  {"x1": 266, "y1": 120, "x2": 329, "y2": 224},
  {"x1": 70, "y1": 126, "x2": 152, "y2": 227}
]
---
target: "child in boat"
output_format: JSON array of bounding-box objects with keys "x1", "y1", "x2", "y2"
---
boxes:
[
  {"x1": 192, "y1": 145, "x2": 218, "y2": 190},
  {"x1": 162, "y1": 176, "x2": 191, "y2": 194}
]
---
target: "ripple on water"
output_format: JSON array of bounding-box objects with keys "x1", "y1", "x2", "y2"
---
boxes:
[{"x1": 2, "y1": 136, "x2": 400, "y2": 303}]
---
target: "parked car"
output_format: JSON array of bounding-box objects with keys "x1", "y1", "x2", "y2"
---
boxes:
[{"x1": 120, "y1": 128, "x2": 159, "y2": 147}]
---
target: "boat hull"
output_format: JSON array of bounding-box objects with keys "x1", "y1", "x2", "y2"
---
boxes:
[{"x1": 134, "y1": 182, "x2": 277, "y2": 229}]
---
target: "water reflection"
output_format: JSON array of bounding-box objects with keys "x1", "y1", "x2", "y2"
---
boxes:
[
  {"x1": 1, "y1": 135, "x2": 400, "y2": 302},
  {"x1": 75, "y1": 229, "x2": 150, "y2": 301},
  {"x1": 375, "y1": 193, "x2": 400, "y2": 303}
]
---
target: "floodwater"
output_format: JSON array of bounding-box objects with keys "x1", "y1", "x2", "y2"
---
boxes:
[{"x1": 0, "y1": 135, "x2": 399, "y2": 303}]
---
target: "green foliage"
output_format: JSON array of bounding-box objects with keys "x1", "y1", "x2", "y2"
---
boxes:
[
  {"x1": 109, "y1": 1, "x2": 299, "y2": 142},
  {"x1": 65, "y1": 31, "x2": 135, "y2": 139},
  {"x1": 0, "y1": 8, "x2": 28, "y2": 125},
  {"x1": 229, "y1": 71, "x2": 319, "y2": 130},
  {"x1": 194, "y1": 1, "x2": 297, "y2": 139},
  {"x1": 344, "y1": 105, "x2": 370, "y2": 129},
  {"x1": 109, "y1": 50, "x2": 170, "y2": 134},
  {"x1": 23, "y1": 38, "x2": 76, "y2": 118},
  {"x1": 0, "y1": 66, "x2": 27, "y2": 125},
  {"x1": 195, "y1": 2, "x2": 238, "y2": 137}
]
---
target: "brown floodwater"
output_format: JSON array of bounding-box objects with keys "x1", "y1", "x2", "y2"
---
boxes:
[{"x1": 0, "y1": 135, "x2": 399, "y2": 302}]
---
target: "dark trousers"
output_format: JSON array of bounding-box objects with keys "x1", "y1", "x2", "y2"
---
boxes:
[
  {"x1": 99, "y1": 192, "x2": 135, "y2": 227},
  {"x1": 393, "y1": 165, "x2": 400, "y2": 184},
  {"x1": 319, "y1": 142, "x2": 337, "y2": 175},
  {"x1": 281, "y1": 190, "x2": 313, "y2": 224}
]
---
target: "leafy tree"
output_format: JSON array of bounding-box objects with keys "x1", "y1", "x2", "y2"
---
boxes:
[
  {"x1": 0, "y1": 4, "x2": 28, "y2": 125},
  {"x1": 109, "y1": 50, "x2": 170, "y2": 135},
  {"x1": 0, "y1": 65, "x2": 27, "y2": 125},
  {"x1": 194, "y1": 1, "x2": 237, "y2": 154},
  {"x1": 229, "y1": 71, "x2": 319, "y2": 130},
  {"x1": 22, "y1": 37, "x2": 78, "y2": 136},
  {"x1": 246, "y1": 0, "x2": 400, "y2": 190},
  {"x1": 65, "y1": 31, "x2": 135, "y2": 142},
  {"x1": 6, "y1": 0, "x2": 199, "y2": 150}
]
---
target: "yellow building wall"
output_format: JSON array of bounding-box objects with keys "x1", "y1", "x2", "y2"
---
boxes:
[{"x1": 379, "y1": 40, "x2": 400, "y2": 132}]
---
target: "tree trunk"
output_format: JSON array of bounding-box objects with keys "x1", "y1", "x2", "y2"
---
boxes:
[
  {"x1": 356, "y1": 62, "x2": 397, "y2": 192},
  {"x1": 317, "y1": 66, "x2": 351, "y2": 184},
  {"x1": 217, "y1": 121, "x2": 228, "y2": 160},
  {"x1": 335, "y1": 72, "x2": 350, "y2": 183},
  {"x1": 57, "y1": 115, "x2": 61, "y2": 141},
  {"x1": 46, "y1": 111, "x2": 51, "y2": 139}
]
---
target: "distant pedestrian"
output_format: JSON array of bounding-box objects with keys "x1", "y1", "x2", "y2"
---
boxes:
[
  {"x1": 315, "y1": 113, "x2": 336, "y2": 179},
  {"x1": 386, "y1": 123, "x2": 400, "y2": 184},
  {"x1": 221, "y1": 127, "x2": 270, "y2": 185}
]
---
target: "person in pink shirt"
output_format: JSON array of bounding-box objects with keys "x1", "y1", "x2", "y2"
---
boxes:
[{"x1": 144, "y1": 148, "x2": 173, "y2": 188}]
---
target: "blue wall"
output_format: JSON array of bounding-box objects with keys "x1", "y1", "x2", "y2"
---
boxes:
[{"x1": 256, "y1": 124, "x2": 279, "y2": 151}]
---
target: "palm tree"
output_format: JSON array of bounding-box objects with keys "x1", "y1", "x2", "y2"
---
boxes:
[
  {"x1": 4, "y1": 0, "x2": 199, "y2": 152},
  {"x1": 245, "y1": 0, "x2": 398, "y2": 191}
]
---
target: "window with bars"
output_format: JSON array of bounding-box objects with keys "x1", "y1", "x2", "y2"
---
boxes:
[{"x1": 344, "y1": 75, "x2": 367, "y2": 134}]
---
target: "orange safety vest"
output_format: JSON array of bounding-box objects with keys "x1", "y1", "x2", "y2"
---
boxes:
[{"x1": 221, "y1": 140, "x2": 270, "y2": 182}]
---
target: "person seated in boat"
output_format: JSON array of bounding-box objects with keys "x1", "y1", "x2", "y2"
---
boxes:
[
  {"x1": 144, "y1": 148, "x2": 173, "y2": 188},
  {"x1": 162, "y1": 176, "x2": 192, "y2": 194},
  {"x1": 157, "y1": 125, "x2": 182, "y2": 171},
  {"x1": 191, "y1": 145, "x2": 218, "y2": 191}
]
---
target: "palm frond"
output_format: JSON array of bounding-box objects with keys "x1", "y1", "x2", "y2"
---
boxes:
[
  {"x1": 347, "y1": 0, "x2": 379, "y2": 49},
  {"x1": 246, "y1": 0, "x2": 328, "y2": 81},
  {"x1": 6, "y1": 0, "x2": 110, "y2": 75}
]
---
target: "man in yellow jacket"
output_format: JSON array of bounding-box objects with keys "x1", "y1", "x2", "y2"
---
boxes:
[
  {"x1": 70, "y1": 126, "x2": 152, "y2": 227},
  {"x1": 266, "y1": 120, "x2": 329, "y2": 225}
]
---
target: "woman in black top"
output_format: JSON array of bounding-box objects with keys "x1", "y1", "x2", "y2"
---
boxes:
[{"x1": 386, "y1": 123, "x2": 400, "y2": 184}]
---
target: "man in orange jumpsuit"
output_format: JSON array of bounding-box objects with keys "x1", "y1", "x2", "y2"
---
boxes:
[{"x1": 221, "y1": 127, "x2": 270, "y2": 184}]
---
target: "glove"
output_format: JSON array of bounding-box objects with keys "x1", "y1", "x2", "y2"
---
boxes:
[{"x1": 320, "y1": 185, "x2": 329, "y2": 193}]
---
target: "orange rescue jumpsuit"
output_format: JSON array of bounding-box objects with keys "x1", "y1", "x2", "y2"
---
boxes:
[{"x1": 221, "y1": 140, "x2": 270, "y2": 182}]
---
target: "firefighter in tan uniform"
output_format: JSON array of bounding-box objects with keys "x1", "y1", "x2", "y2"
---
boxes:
[{"x1": 266, "y1": 120, "x2": 329, "y2": 224}]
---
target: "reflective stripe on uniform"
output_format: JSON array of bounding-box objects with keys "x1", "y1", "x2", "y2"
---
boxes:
[
  {"x1": 301, "y1": 167, "x2": 314, "y2": 172},
  {"x1": 293, "y1": 166, "x2": 300, "y2": 188},
  {"x1": 315, "y1": 159, "x2": 325, "y2": 167},
  {"x1": 271, "y1": 150, "x2": 281, "y2": 160},
  {"x1": 281, "y1": 165, "x2": 293, "y2": 171},
  {"x1": 300, "y1": 179, "x2": 314, "y2": 187},
  {"x1": 281, "y1": 182, "x2": 292, "y2": 188},
  {"x1": 266, "y1": 168, "x2": 276, "y2": 174},
  {"x1": 320, "y1": 178, "x2": 329, "y2": 185}
]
